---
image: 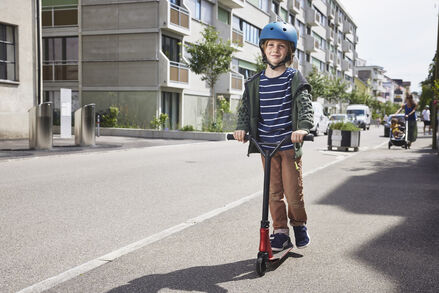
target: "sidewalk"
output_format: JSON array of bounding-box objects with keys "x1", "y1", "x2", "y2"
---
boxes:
[{"x1": 0, "y1": 135, "x2": 202, "y2": 161}]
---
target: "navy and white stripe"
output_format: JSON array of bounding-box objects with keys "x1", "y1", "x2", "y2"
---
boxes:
[{"x1": 258, "y1": 68, "x2": 296, "y2": 150}]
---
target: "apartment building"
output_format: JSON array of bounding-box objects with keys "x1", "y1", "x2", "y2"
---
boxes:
[
  {"x1": 356, "y1": 65, "x2": 386, "y2": 100},
  {"x1": 0, "y1": 0, "x2": 37, "y2": 139},
  {"x1": 41, "y1": 0, "x2": 359, "y2": 130}
]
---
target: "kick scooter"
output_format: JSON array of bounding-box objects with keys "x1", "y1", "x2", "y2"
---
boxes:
[{"x1": 227, "y1": 133, "x2": 314, "y2": 276}]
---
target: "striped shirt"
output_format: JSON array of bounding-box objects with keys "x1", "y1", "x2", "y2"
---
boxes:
[{"x1": 258, "y1": 67, "x2": 296, "y2": 150}]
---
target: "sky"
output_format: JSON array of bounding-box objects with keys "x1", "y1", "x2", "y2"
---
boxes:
[{"x1": 339, "y1": 0, "x2": 438, "y2": 93}]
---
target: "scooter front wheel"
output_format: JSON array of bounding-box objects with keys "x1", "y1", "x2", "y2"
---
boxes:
[{"x1": 256, "y1": 256, "x2": 266, "y2": 276}]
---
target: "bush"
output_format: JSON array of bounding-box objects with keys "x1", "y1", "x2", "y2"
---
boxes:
[
  {"x1": 150, "y1": 113, "x2": 169, "y2": 130},
  {"x1": 330, "y1": 122, "x2": 360, "y2": 131},
  {"x1": 100, "y1": 106, "x2": 119, "y2": 127},
  {"x1": 180, "y1": 125, "x2": 195, "y2": 131}
]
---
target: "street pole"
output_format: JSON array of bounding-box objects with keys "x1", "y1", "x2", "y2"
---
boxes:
[
  {"x1": 433, "y1": 3, "x2": 439, "y2": 150},
  {"x1": 36, "y1": 0, "x2": 42, "y2": 105}
]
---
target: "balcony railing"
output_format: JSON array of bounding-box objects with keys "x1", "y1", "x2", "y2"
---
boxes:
[
  {"x1": 303, "y1": 35, "x2": 316, "y2": 52},
  {"x1": 305, "y1": 8, "x2": 319, "y2": 26},
  {"x1": 232, "y1": 28, "x2": 244, "y2": 47},
  {"x1": 288, "y1": 0, "x2": 300, "y2": 14},
  {"x1": 43, "y1": 61, "x2": 78, "y2": 81},
  {"x1": 170, "y1": 3, "x2": 189, "y2": 29},
  {"x1": 169, "y1": 61, "x2": 189, "y2": 83},
  {"x1": 231, "y1": 73, "x2": 243, "y2": 91}
]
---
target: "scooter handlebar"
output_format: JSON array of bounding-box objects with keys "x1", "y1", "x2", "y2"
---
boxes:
[{"x1": 226, "y1": 133, "x2": 314, "y2": 142}]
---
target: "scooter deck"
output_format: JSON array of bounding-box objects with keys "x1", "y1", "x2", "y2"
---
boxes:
[{"x1": 269, "y1": 245, "x2": 293, "y2": 261}]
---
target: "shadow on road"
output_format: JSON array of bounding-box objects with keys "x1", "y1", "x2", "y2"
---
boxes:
[
  {"x1": 107, "y1": 252, "x2": 303, "y2": 293},
  {"x1": 318, "y1": 148, "x2": 439, "y2": 292},
  {"x1": 107, "y1": 259, "x2": 257, "y2": 293}
]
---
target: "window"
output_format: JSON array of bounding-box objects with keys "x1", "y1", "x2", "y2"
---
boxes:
[
  {"x1": 218, "y1": 6, "x2": 230, "y2": 25},
  {"x1": 234, "y1": 17, "x2": 260, "y2": 45},
  {"x1": 0, "y1": 23, "x2": 17, "y2": 81},
  {"x1": 272, "y1": 1, "x2": 279, "y2": 14},
  {"x1": 314, "y1": 6, "x2": 326, "y2": 27},
  {"x1": 312, "y1": 32, "x2": 326, "y2": 50},
  {"x1": 43, "y1": 37, "x2": 78, "y2": 81},
  {"x1": 296, "y1": 49, "x2": 305, "y2": 65},
  {"x1": 295, "y1": 19, "x2": 306, "y2": 38},
  {"x1": 162, "y1": 92, "x2": 180, "y2": 130},
  {"x1": 162, "y1": 35, "x2": 181, "y2": 62},
  {"x1": 188, "y1": 0, "x2": 213, "y2": 24},
  {"x1": 42, "y1": 7, "x2": 78, "y2": 27}
]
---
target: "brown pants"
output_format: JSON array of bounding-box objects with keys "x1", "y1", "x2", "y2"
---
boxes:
[{"x1": 261, "y1": 149, "x2": 307, "y2": 233}]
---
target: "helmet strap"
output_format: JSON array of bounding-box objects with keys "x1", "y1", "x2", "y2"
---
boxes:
[{"x1": 262, "y1": 54, "x2": 291, "y2": 70}]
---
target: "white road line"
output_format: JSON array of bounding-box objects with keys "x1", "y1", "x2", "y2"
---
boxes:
[{"x1": 17, "y1": 141, "x2": 374, "y2": 293}]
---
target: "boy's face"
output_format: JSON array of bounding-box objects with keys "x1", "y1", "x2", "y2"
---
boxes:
[{"x1": 264, "y1": 39, "x2": 289, "y2": 67}]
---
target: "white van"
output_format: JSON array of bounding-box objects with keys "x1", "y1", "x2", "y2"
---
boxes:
[
  {"x1": 311, "y1": 102, "x2": 330, "y2": 135},
  {"x1": 346, "y1": 104, "x2": 371, "y2": 130}
]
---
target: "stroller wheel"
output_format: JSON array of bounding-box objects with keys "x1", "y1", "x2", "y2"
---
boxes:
[{"x1": 388, "y1": 142, "x2": 391, "y2": 149}]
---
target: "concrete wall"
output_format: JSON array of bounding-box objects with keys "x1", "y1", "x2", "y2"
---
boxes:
[
  {"x1": 82, "y1": 90, "x2": 157, "y2": 128},
  {"x1": 0, "y1": 0, "x2": 36, "y2": 139}
]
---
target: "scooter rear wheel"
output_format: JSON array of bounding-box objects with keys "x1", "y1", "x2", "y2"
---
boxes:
[{"x1": 256, "y1": 256, "x2": 266, "y2": 276}]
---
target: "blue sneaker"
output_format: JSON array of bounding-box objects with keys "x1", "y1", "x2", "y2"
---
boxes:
[
  {"x1": 270, "y1": 233, "x2": 293, "y2": 252},
  {"x1": 293, "y1": 225, "x2": 310, "y2": 248}
]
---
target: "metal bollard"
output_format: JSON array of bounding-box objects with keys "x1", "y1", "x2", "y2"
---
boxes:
[
  {"x1": 96, "y1": 114, "x2": 100, "y2": 137},
  {"x1": 74, "y1": 104, "x2": 96, "y2": 146},
  {"x1": 28, "y1": 102, "x2": 53, "y2": 150}
]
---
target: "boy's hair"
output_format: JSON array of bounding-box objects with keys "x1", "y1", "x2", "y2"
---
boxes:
[{"x1": 260, "y1": 39, "x2": 295, "y2": 67}]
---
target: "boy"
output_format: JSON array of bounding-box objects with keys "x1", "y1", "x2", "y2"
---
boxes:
[
  {"x1": 390, "y1": 117, "x2": 404, "y2": 139},
  {"x1": 233, "y1": 22, "x2": 314, "y2": 251}
]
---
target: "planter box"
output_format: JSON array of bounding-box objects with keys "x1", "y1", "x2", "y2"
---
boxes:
[{"x1": 327, "y1": 129, "x2": 360, "y2": 151}]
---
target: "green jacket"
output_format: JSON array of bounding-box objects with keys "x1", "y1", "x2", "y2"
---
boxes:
[{"x1": 236, "y1": 69, "x2": 314, "y2": 158}]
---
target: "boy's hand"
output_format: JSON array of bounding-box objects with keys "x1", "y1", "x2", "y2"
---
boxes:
[
  {"x1": 233, "y1": 130, "x2": 247, "y2": 143},
  {"x1": 291, "y1": 130, "x2": 308, "y2": 143}
]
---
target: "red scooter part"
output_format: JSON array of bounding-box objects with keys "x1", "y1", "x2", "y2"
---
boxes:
[{"x1": 227, "y1": 133, "x2": 313, "y2": 276}]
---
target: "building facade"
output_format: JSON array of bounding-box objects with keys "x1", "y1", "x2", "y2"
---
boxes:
[
  {"x1": 41, "y1": 0, "x2": 359, "y2": 130},
  {"x1": 356, "y1": 65, "x2": 386, "y2": 100},
  {"x1": 0, "y1": 0, "x2": 37, "y2": 139}
]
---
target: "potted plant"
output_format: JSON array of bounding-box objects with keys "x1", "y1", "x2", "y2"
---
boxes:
[{"x1": 327, "y1": 122, "x2": 361, "y2": 151}]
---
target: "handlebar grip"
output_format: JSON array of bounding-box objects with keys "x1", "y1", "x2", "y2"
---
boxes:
[
  {"x1": 303, "y1": 134, "x2": 314, "y2": 141},
  {"x1": 227, "y1": 133, "x2": 314, "y2": 142}
]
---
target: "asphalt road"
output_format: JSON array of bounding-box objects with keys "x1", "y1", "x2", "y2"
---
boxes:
[{"x1": 1, "y1": 126, "x2": 438, "y2": 293}]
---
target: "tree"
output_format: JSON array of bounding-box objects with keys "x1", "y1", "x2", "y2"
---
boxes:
[
  {"x1": 306, "y1": 67, "x2": 327, "y2": 101},
  {"x1": 184, "y1": 26, "x2": 238, "y2": 125},
  {"x1": 326, "y1": 77, "x2": 349, "y2": 107}
]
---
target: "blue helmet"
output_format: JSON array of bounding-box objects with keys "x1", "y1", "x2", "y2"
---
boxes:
[{"x1": 259, "y1": 21, "x2": 298, "y2": 50}]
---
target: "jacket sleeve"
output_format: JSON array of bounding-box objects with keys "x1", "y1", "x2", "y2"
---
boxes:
[
  {"x1": 296, "y1": 89, "x2": 314, "y2": 133},
  {"x1": 236, "y1": 88, "x2": 250, "y2": 132}
]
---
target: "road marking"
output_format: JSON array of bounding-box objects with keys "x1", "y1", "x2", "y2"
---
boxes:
[{"x1": 17, "y1": 141, "x2": 374, "y2": 293}]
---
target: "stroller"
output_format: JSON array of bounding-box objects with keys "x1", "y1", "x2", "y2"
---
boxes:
[{"x1": 388, "y1": 114, "x2": 408, "y2": 149}]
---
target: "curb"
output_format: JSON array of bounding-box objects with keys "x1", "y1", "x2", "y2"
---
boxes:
[{"x1": 99, "y1": 128, "x2": 227, "y2": 141}]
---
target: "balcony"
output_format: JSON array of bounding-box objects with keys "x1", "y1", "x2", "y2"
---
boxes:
[
  {"x1": 288, "y1": 0, "x2": 301, "y2": 14},
  {"x1": 305, "y1": 8, "x2": 319, "y2": 26},
  {"x1": 303, "y1": 35, "x2": 316, "y2": 52},
  {"x1": 232, "y1": 28, "x2": 244, "y2": 47},
  {"x1": 159, "y1": 52, "x2": 189, "y2": 89},
  {"x1": 218, "y1": 0, "x2": 244, "y2": 9},
  {"x1": 326, "y1": 28, "x2": 334, "y2": 41},
  {"x1": 216, "y1": 71, "x2": 244, "y2": 95},
  {"x1": 269, "y1": 11, "x2": 284, "y2": 23},
  {"x1": 342, "y1": 20, "x2": 352, "y2": 34},
  {"x1": 341, "y1": 59, "x2": 351, "y2": 71},
  {"x1": 303, "y1": 62, "x2": 313, "y2": 76},
  {"x1": 334, "y1": 13, "x2": 340, "y2": 27},
  {"x1": 342, "y1": 40, "x2": 351, "y2": 53},
  {"x1": 160, "y1": 1, "x2": 191, "y2": 36},
  {"x1": 327, "y1": 5, "x2": 335, "y2": 19},
  {"x1": 325, "y1": 50, "x2": 334, "y2": 63}
]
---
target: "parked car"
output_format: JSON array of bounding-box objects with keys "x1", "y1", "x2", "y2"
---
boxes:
[
  {"x1": 384, "y1": 114, "x2": 405, "y2": 137},
  {"x1": 346, "y1": 104, "x2": 371, "y2": 130},
  {"x1": 311, "y1": 102, "x2": 330, "y2": 135},
  {"x1": 328, "y1": 114, "x2": 356, "y2": 126}
]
